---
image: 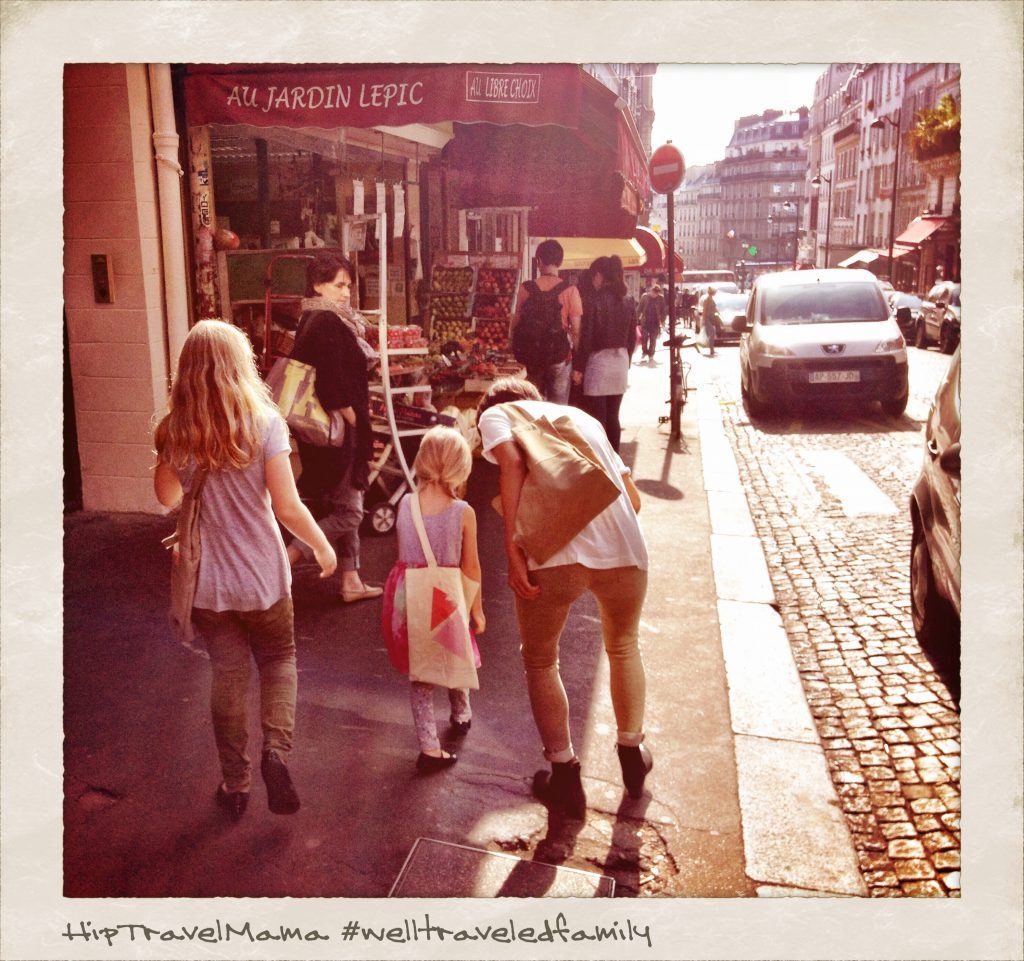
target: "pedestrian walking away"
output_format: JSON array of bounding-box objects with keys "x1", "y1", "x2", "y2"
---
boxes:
[
  {"x1": 153, "y1": 320, "x2": 338, "y2": 822},
  {"x1": 573, "y1": 255, "x2": 636, "y2": 452},
  {"x1": 381, "y1": 427, "x2": 486, "y2": 772},
  {"x1": 511, "y1": 238, "x2": 583, "y2": 404},
  {"x1": 476, "y1": 377, "x2": 653, "y2": 819},
  {"x1": 285, "y1": 254, "x2": 383, "y2": 603},
  {"x1": 701, "y1": 285, "x2": 720, "y2": 357},
  {"x1": 638, "y1": 284, "x2": 667, "y2": 363}
]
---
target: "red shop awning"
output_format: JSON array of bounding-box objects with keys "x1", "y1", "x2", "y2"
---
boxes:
[
  {"x1": 631, "y1": 226, "x2": 665, "y2": 269},
  {"x1": 184, "y1": 63, "x2": 648, "y2": 238},
  {"x1": 895, "y1": 215, "x2": 949, "y2": 247},
  {"x1": 442, "y1": 72, "x2": 647, "y2": 238}
]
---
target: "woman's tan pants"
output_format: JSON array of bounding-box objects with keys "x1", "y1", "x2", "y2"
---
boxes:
[{"x1": 514, "y1": 564, "x2": 648, "y2": 759}]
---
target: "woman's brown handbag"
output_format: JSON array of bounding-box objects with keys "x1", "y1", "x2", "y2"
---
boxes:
[
  {"x1": 162, "y1": 471, "x2": 208, "y2": 655},
  {"x1": 495, "y1": 403, "x2": 622, "y2": 564}
]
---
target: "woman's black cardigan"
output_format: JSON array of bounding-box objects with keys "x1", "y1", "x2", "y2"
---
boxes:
[{"x1": 290, "y1": 309, "x2": 373, "y2": 493}]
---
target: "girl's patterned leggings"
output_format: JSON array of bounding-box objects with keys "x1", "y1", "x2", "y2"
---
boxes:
[{"x1": 410, "y1": 682, "x2": 471, "y2": 752}]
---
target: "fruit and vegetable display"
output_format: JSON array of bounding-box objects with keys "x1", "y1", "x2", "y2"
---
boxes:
[{"x1": 430, "y1": 266, "x2": 474, "y2": 294}]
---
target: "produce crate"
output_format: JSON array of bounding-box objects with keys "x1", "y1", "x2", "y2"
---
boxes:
[{"x1": 429, "y1": 265, "x2": 475, "y2": 294}]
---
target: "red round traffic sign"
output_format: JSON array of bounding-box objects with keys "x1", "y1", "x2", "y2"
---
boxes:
[{"x1": 648, "y1": 142, "x2": 685, "y2": 194}]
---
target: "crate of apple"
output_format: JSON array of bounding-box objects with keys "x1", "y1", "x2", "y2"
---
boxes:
[
  {"x1": 474, "y1": 297, "x2": 512, "y2": 319},
  {"x1": 430, "y1": 266, "x2": 474, "y2": 294},
  {"x1": 431, "y1": 294, "x2": 472, "y2": 319},
  {"x1": 431, "y1": 318, "x2": 472, "y2": 345},
  {"x1": 474, "y1": 318, "x2": 510, "y2": 351},
  {"x1": 476, "y1": 268, "x2": 517, "y2": 296}
]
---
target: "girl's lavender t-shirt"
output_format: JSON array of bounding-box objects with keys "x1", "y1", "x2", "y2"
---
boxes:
[
  {"x1": 178, "y1": 414, "x2": 292, "y2": 612},
  {"x1": 396, "y1": 495, "x2": 467, "y2": 567}
]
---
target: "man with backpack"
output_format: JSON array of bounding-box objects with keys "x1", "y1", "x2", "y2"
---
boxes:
[{"x1": 511, "y1": 239, "x2": 583, "y2": 403}]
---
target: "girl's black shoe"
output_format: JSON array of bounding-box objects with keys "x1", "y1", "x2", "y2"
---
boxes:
[
  {"x1": 416, "y1": 751, "x2": 458, "y2": 772},
  {"x1": 616, "y1": 743, "x2": 653, "y2": 799},
  {"x1": 215, "y1": 785, "x2": 249, "y2": 822},
  {"x1": 449, "y1": 717, "x2": 471, "y2": 737}
]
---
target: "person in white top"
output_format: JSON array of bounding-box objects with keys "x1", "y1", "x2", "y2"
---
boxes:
[{"x1": 477, "y1": 377, "x2": 653, "y2": 818}]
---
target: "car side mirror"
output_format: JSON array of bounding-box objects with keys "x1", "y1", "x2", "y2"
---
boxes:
[{"x1": 939, "y1": 441, "x2": 961, "y2": 476}]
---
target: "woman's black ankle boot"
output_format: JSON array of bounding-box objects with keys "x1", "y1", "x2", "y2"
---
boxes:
[
  {"x1": 616, "y1": 743, "x2": 653, "y2": 798},
  {"x1": 532, "y1": 758, "x2": 587, "y2": 820}
]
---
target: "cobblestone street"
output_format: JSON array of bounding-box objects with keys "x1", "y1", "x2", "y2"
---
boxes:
[{"x1": 706, "y1": 346, "x2": 961, "y2": 897}]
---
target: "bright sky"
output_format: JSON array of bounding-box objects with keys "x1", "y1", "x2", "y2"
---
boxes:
[{"x1": 651, "y1": 64, "x2": 827, "y2": 168}]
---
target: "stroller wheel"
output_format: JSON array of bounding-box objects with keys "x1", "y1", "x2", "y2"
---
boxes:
[{"x1": 366, "y1": 502, "x2": 397, "y2": 535}]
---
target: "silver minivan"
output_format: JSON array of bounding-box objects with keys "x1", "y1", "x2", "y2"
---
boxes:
[{"x1": 739, "y1": 269, "x2": 909, "y2": 417}]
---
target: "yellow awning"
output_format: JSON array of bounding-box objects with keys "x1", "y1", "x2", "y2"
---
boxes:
[{"x1": 536, "y1": 237, "x2": 647, "y2": 271}]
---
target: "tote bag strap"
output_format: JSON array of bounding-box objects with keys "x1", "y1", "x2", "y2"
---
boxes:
[{"x1": 408, "y1": 491, "x2": 439, "y2": 569}]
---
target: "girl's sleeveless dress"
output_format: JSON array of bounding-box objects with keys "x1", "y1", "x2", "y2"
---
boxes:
[{"x1": 381, "y1": 495, "x2": 482, "y2": 675}]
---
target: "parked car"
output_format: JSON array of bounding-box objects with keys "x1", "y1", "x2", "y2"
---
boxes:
[
  {"x1": 706, "y1": 290, "x2": 750, "y2": 343},
  {"x1": 916, "y1": 281, "x2": 961, "y2": 353},
  {"x1": 909, "y1": 347, "x2": 960, "y2": 665},
  {"x1": 889, "y1": 291, "x2": 924, "y2": 339},
  {"x1": 738, "y1": 268, "x2": 909, "y2": 417}
]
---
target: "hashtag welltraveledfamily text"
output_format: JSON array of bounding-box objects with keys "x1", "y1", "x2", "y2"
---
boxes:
[{"x1": 62, "y1": 914, "x2": 654, "y2": 949}]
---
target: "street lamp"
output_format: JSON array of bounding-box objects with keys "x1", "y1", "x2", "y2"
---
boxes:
[
  {"x1": 780, "y1": 200, "x2": 799, "y2": 269},
  {"x1": 768, "y1": 200, "x2": 798, "y2": 269},
  {"x1": 871, "y1": 109, "x2": 902, "y2": 286},
  {"x1": 810, "y1": 172, "x2": 833, "y2": 268}
]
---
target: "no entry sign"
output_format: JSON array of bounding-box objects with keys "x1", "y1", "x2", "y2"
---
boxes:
[{"x1": 649, "y1": 142, "x2": 685, "y2": 194}]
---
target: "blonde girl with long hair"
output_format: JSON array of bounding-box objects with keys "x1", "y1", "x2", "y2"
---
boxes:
[
  {"x1": 381, "y1": 427, "x2": 486, "y2": 771},
  {"x1": 154, "y1": 320, "x2": 336, "y2": 822}
]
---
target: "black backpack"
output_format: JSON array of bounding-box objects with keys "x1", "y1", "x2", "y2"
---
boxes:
[{"x1": 512, "y1": 280, "x2": 571, "y2": 369}]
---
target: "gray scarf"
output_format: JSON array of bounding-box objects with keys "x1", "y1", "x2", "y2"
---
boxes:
[{"x1": 301, "y1": 296, "x2": 379, "y2": 367}]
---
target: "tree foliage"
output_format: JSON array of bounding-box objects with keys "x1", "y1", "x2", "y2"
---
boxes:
[{"x1": 909, "y1": 95, "x2": 961, "y2": 163}]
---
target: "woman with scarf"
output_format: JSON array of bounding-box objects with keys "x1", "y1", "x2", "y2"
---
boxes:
[
  {"x1": 284, "y1": 254, "x2": 382, "y2": 603},
  {"x1": 572, "y1": 255, "x2": 635, "y2": 452}
]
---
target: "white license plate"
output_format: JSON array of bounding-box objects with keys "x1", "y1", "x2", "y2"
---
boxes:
[{"x1": 808, "y1": 370, "x2": 860, "y2": 384}]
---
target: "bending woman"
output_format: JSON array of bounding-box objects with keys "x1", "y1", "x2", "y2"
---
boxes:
[{"x1": 285, "y1": 254, "x2": 382, "y2": 603}]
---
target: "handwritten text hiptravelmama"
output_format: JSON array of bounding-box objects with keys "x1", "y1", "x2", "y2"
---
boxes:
[{"x1": 60, "y1": 913, "x2": 654, "y2": 949}]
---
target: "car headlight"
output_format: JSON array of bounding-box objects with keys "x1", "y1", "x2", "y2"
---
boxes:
[
  {"x1": 875, "y1": 335, "x2": 906, "y2": 353},
  {"x1": 761, "y1": 341, "x2": 795, "y2": 357}
]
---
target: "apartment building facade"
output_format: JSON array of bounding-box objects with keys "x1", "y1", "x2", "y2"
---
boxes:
[{"x1": 719, "y1": 108, "x2": 808, "y2": 270}]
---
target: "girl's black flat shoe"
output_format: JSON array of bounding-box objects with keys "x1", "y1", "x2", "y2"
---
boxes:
[
  {"x1": 215, "y1": 785, "x2": 250, "y2": 822},
  {"x1": 416, "y1": 751, "x2": 458, "y2": 772},
  {"x1": 449, "y1": 717, "x2": 471, "y2": 737}
]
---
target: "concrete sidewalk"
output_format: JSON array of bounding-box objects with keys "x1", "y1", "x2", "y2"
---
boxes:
[{"x1": 62, "y1": 353, "x2": 860, "y2": 898}]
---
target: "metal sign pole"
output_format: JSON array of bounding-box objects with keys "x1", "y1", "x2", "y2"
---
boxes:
[{"x1": 667, "y1": 190, "x2": 680, "y2": 439}]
